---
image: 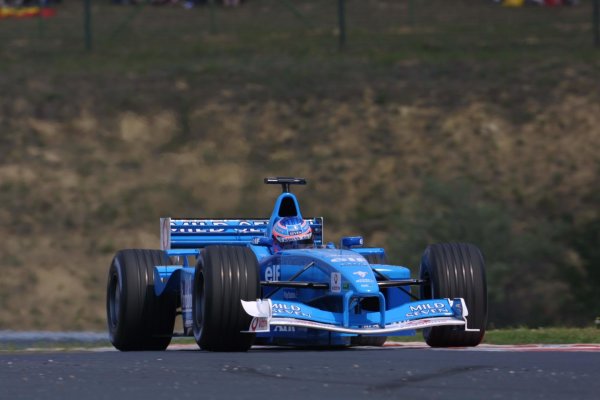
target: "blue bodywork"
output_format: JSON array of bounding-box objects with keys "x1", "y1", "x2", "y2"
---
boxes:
[{"x1": 152, "y1": 187, "x2": 469, "y2": 347}]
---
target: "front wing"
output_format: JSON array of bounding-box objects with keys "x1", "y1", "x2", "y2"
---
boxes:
[{"x1": 241, "y1": 297, "x2": 478, "y2": 335}]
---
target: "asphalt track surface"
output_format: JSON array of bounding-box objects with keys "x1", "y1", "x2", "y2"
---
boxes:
[{"x1": 2, "y1": 344, "x2": 600, "y2": 400}]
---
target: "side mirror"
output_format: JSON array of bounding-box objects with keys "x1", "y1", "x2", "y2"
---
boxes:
[
  {"x1": 341, "y1": 236, "x2": 363, "y2": 249},
  {"x1": 252, "y1": 237, "x2": 273, "y2": 247}
]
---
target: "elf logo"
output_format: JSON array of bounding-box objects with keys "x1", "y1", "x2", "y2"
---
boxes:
[{"x1": 265, "y1": 264, "x2": 281, "y2": 281}]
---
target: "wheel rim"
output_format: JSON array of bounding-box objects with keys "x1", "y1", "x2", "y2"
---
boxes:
[{"x1": 108, "y1": 272, "x2": 120, "y2": 329}]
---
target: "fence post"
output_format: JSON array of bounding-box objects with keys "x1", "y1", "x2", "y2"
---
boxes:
[
  {"x1": 83, "y1": 0, "x2": 92, "y2": 51},
  {"x1": 594, "y1": 0, "x2": 599, "y2": 48},
  {"x1": 338, "y1": 0, "x2": 346, "y2": 50}
]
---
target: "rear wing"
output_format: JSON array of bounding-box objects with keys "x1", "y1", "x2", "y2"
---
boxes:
[{"x1": 160, "y1": 217, "x2": 323, "y2": 250}]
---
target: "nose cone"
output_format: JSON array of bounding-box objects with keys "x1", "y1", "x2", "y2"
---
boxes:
[
  {"x1": 342, "y1": 266, "x2": 378, "y2": 293},
  {"x1": 317, "y1": 249, "x2": 379, "y2": 293}
]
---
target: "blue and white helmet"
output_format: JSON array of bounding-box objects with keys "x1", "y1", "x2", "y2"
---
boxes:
[{"x1": 272, "y1": 217, "x2": 312, "y2": 244}]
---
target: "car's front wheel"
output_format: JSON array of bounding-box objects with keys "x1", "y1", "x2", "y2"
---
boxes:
[{"x1": 419, "y1": 242, "x2": 487, "y2": 347}]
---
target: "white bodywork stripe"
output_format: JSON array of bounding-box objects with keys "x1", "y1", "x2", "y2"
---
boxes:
[{"x1": 266, "y1": 316, "x2": 466, "y2": 335}]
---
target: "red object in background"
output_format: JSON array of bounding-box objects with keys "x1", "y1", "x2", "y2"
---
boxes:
[
  {"x1": 544, "y1": 0, "x2": 563, "y2": 5},
  {"x1": 0, "y1": 7, "x2": 57, "y2": 20},
  {"x1": 40, "y1": 7, "x2": 57, "y2": 18}
]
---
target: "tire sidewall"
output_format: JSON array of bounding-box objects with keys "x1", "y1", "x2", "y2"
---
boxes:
[
  {"x1": 192, "y1": 256, "x2": 207, "y2": 346},
  {"x1": 107, "y1": 255, "x2": 126, "y2": 346}
]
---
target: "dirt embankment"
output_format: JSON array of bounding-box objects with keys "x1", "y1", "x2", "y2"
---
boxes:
[{"x1": 1, "y1": 66, "x2": 598, "y2": 330}]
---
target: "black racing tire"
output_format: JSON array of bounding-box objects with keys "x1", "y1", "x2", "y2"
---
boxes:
[
  {"x1": 193, "y1": 245, "x2": 260, "y2": 352},
  {"x1": 351, "y1": 252, "x2": 387, "y2": 347},
  {"x1": 419, "y1": 242, "x2": 487, "y2": 347},
  {"x1": 106, "y1": 249, "x2": 176, "y2": 351}
]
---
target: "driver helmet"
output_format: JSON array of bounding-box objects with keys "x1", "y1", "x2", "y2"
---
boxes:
[{"x1": 272, "y1": 216, "x2": 313, "y2": 250}]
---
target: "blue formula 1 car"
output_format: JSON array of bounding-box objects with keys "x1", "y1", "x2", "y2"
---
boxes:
[{"x1": 106, "y1": 177, "x2": 487, "y2": 351}]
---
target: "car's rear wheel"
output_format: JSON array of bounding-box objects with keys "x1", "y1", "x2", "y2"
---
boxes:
[
  {"x1": 193, "y1": 245, "x2": 260, "y2": 352},
  {"x1": 107, "y1": 249, "x2": 176, "y2": 351},
  {"x1": 419, "y1": 242, "x2": 487, "y2": 347},
  {"x1": 351, "y1": 253, "x2": 387, "y2": 347}
]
